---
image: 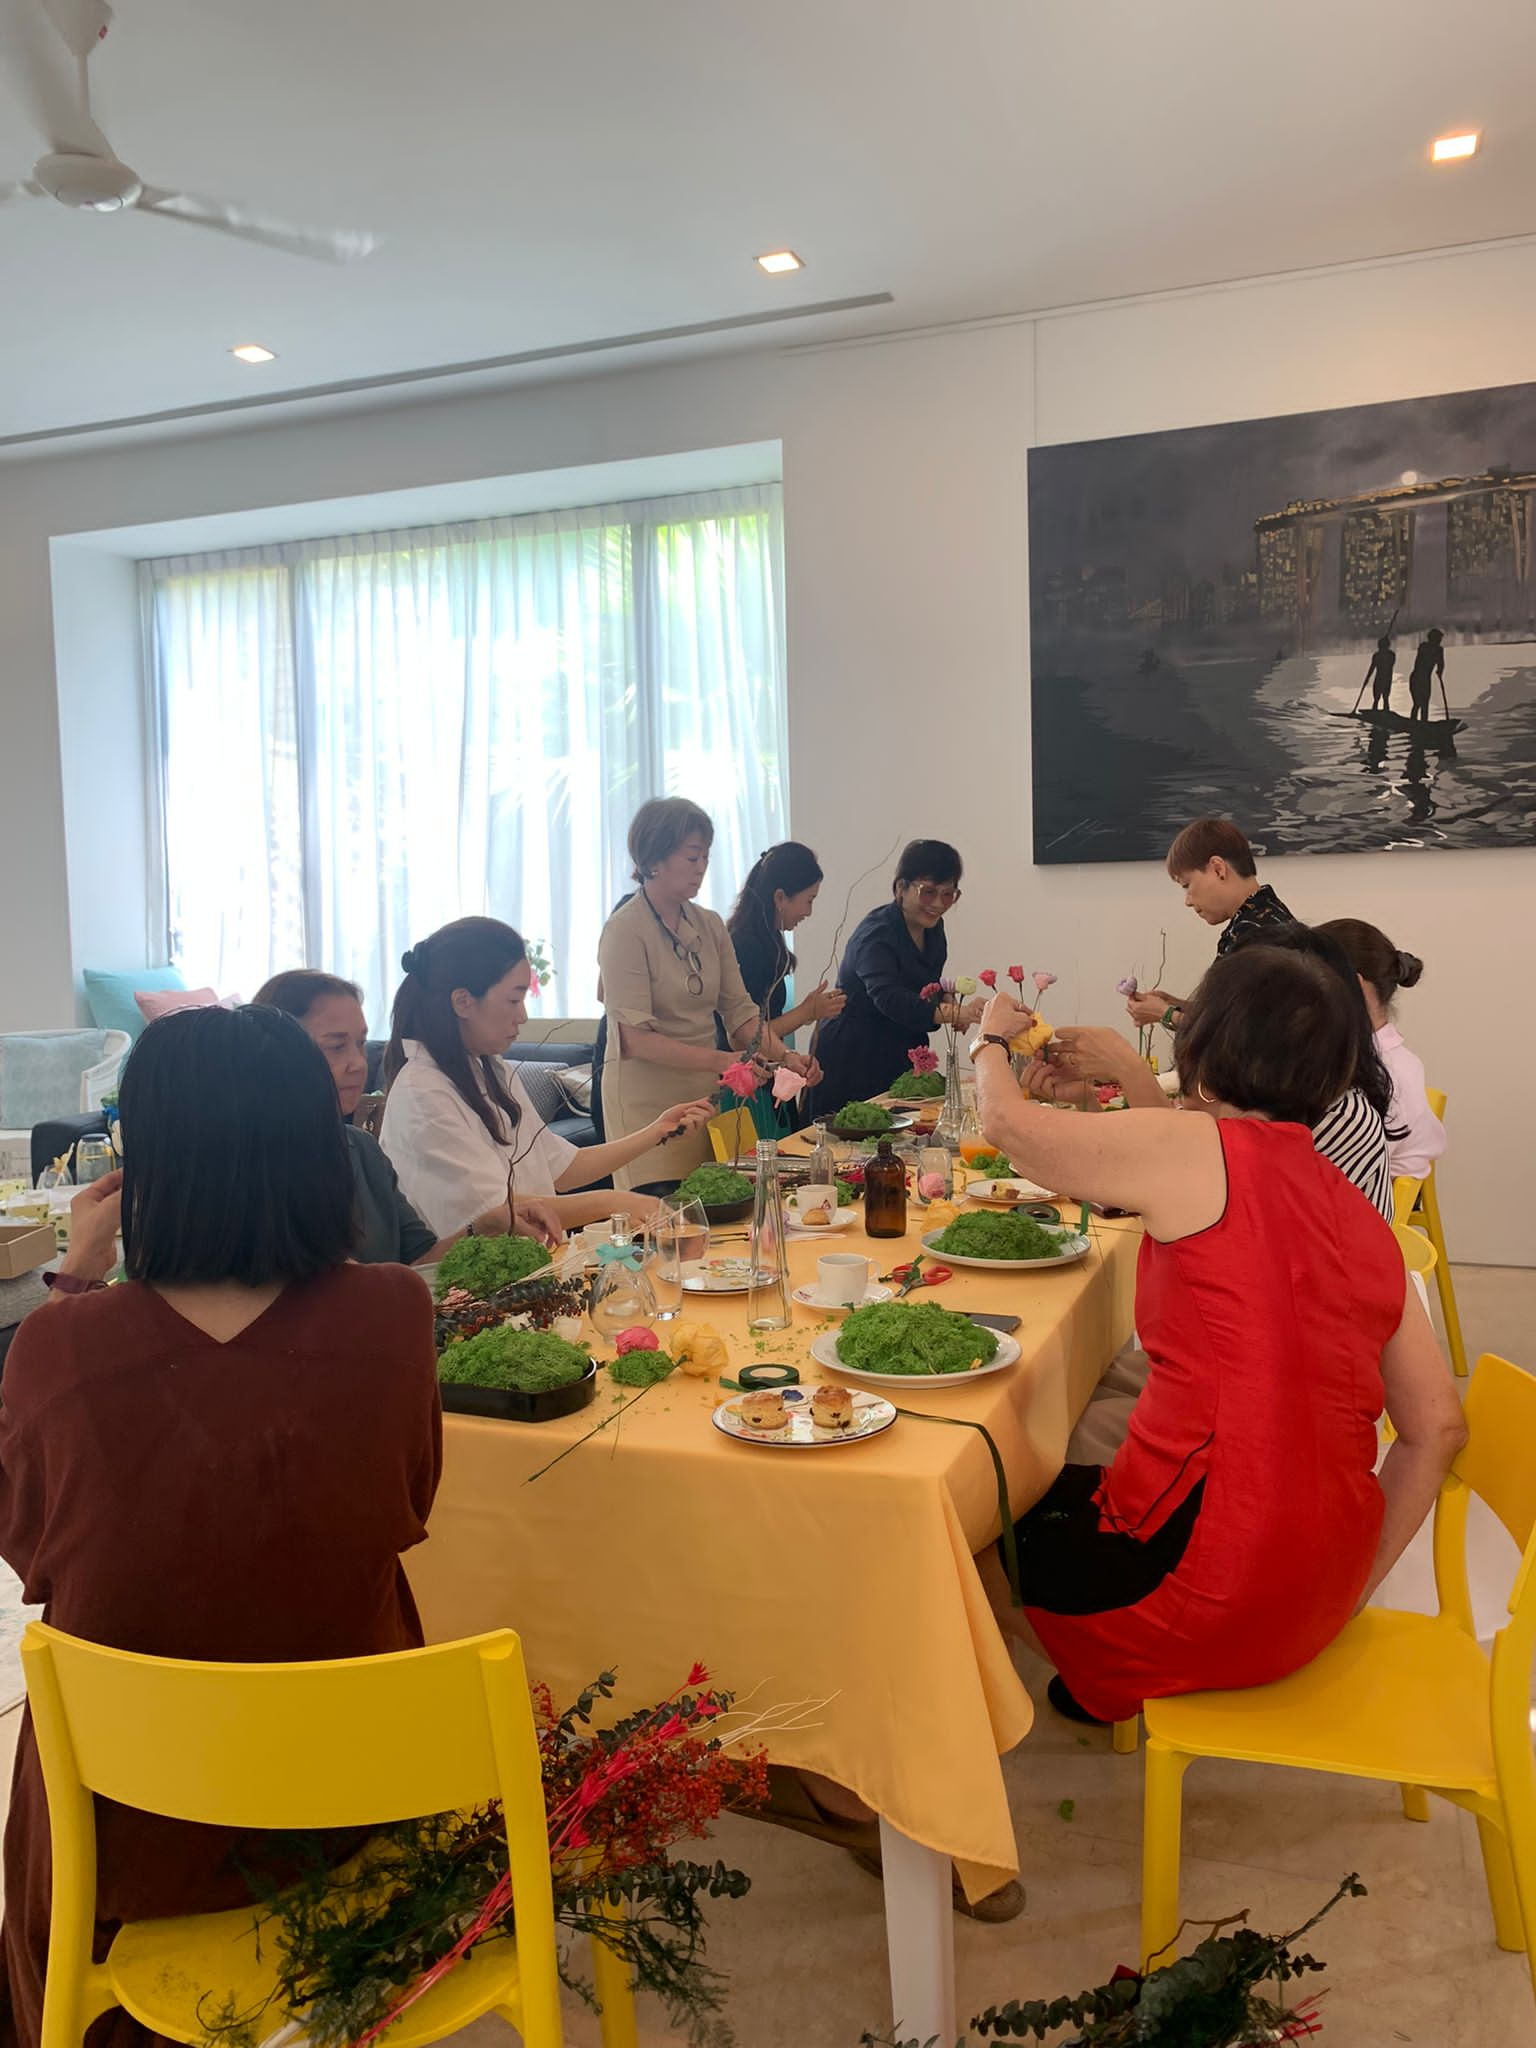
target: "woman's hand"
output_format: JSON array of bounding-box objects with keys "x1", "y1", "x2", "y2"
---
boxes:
[
  {"x1": 1126, "y1": 988, "x2": 1175, "y2": 1029},
  {"x1": 59, "y1": 1171, "x2": 123, "y2": 1285},
  {"x1": 622, "y1": 1192, "x2": 665, "y2": 1224},
  {"x1": 804, "y1": 981, "x2": 845, "y2": 1021},
  {"x1": 1050, "y1": 1025, "x2": 1140, "y2": 1088},
  {"x1": 1020, "y1": 1055, "x2": 1076, "y2": 1104},
  {"x1": 508, "y1": 1197, "x2": 565, "y2": 1246},
  {"x1": 978, "y1": 992, "x2": 1037, "y2": 1045},
  {"x1": 650, "y1": 1097, "x2": 717, "y2": 1144}
]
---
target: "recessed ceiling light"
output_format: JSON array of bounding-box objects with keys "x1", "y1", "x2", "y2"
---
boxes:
[
  {"x1": 230, "y1": 342, "x2": 276, "y2": 363},
  {"x1": 1431, "y1": 132, "x2": 1478, "y2": 163},
  {"x1": 755, "y1": 250, "x2": 803, "y2": 275}
]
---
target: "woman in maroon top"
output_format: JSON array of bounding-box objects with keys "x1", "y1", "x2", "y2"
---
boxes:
[
  {"x1": 971, "y1": 946, "x2": 1465, "y2": 1725},
  {"x1": 0, "y1": 1006, "x2": 442, "y2": 2048}
]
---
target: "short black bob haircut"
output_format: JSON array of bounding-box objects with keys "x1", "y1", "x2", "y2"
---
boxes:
[
  {"x1": 894, "y1": 839, "x2": 963, "y2": 890},
  {"x1": 1173, "y1": 945, "x2": 1360, "y2": 1131},
  {"x1": 120, "y1": 1005, "x2": 355, "y2": 1287}
]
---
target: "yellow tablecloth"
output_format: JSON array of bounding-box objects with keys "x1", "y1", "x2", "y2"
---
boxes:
[{"x1": 407, "y1": 1209, "x2": 1139, "y2": 1899}]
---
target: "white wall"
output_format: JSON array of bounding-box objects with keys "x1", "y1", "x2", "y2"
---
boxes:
[{"x1": 2, "y1": 237, "x2": 1532, "y2": 1258}]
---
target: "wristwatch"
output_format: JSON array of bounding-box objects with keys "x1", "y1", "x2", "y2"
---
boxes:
[
  {"x1": 1160, "y1": 1004, "x2": 1181, "y2": 1030},
  {"x1": 968, "y1": 1033, "x2": 1013, "y2": 1061}
]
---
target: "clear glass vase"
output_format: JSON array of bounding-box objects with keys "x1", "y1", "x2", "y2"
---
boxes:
[
  {"x1": 935, "y1": 1054, "x2": 967, "y2": 1149},
  {"x1": 747, "y1": 1138, "x2": 792, "y2": 1332}
]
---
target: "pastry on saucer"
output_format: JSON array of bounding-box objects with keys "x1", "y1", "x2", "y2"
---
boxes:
[
  {"x1": 810, "y1": 1385, "x2": 854, "y2": 1431},
  {"x1": 738, "y1": 1390, "x2": 789, "y2": 1430}
]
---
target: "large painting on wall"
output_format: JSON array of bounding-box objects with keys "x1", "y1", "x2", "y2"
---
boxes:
[{"x1": 1028, "y1": 379, "x2": 1536, "y2": 862}]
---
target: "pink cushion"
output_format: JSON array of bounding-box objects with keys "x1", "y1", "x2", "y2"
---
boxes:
[{"x1": 134, "y1": 986, "x2": 238, "y2": 1022}]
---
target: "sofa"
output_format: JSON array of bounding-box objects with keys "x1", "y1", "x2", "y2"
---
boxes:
[
  {"x1": 30, "y1": 1036, "x2": 599, "y2": 1184},
  {"x1": 2, "y1": 1029, "x2": 129, "y2": 1183}
]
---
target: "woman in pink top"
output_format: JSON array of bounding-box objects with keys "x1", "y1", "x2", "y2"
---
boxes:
[{"x1": 1318, "y1": 919, "x2": 1445, "y2": 1181}]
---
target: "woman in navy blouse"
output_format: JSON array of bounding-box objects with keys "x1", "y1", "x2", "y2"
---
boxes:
[{"x1": 807, "y1": 840, "x2": 983, "y2": 1119}]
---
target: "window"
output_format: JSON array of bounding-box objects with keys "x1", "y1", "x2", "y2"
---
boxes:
[{"x1": 142, "y1": 486, "x2": 787, "y2": 1021}]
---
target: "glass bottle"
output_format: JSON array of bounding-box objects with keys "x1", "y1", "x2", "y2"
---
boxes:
[
  {"x1": 864, "y1": 1139, "x2": 908, "y2": 1239},
  {"x1": 936, "y1": 1053, "x2": 967, "y2": 1149},
  {"x1": 804, "y1": 1120, "x2": 837, "y2": 1190},
  {"x1": 589, "y1": 1214, "x2": 658, "y2": 1344},
  {"x1": 747, "y1": 1138, "x2": 792, "y2": 1332}
]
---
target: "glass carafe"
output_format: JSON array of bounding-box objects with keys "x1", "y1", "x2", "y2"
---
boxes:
[
  {"x1": 589, "y1": 1214, "x2": 658, "y2": 1344},
  {"x1": 747, "y1": 1138, "x2": 792, "y2": 1332}
]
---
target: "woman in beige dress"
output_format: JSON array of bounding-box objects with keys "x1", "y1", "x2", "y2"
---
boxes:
[{"x1": 599, "y1": 799, "x2": 818, "y2": 1191}]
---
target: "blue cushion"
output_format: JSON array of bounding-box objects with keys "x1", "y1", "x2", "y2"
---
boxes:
[
  {"x1": 83, "y1": 965, "x2": 185, "y2": 1042},
  {"x1": 0, "y1": 1031, "x2": 113, "y2": 1128}
]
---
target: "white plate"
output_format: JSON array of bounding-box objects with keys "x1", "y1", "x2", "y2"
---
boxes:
[
  {"x1": 918, "y1": 1228, "x2": 1091, "y2": 1271},
  {"x1": 784, "y1": 1205, "x2": 859, "y2": 1236},
  {"x1": 809, "y1": 1324, "x2": 1020, "y2": 1387},
  {"x1": 683, "y1": 1262, "x2": 778, "y2": 1296},
  {"x1": 965, "y1": 1177, "x2": 1055, "y2": 1206},
  {"x1": 791, "y1": 1281, "x2": 895, "y2": 1315},
  {"x1": 712, "y1": 1384, "x2": 897, "y2": 1447}
]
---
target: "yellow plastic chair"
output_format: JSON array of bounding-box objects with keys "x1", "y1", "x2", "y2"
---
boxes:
[
  {"x1": 1394, "y1": 1220, "x2": 1438, "y2": 1280},
  {"x1": 1140, "y1": 1354, "x2": 1536, "y2": 2002},
  {"x1": 1416, "y1": 1087, "x2": 1467, "y2": 1376},
  {"x1": 707, "y1": 1103, "x2": 755, "y2": 1163},
  {"x1": 23, "y1": 1624, "x2": 639, "y2": 2048}
]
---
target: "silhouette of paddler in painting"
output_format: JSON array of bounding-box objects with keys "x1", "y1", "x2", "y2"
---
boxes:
[
  {"x1": 1362, "y1": 636, "x2": 1396, "y2": 710},
  {"x1": 1408, "y1": 628, "x2": 1445, "y2": 725}
]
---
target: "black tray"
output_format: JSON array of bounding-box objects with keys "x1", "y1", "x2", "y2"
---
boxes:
[
  {"x1": 701, "y1": 1195, "x2": 754, "y2": 1224},
  {"x1": 439, "y1": 1357, "x2": 599, "y2": 1423}
]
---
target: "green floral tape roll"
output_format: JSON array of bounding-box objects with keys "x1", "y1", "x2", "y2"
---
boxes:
[{"x1": 736, "y1": 1363, "x2": 801, "y2": 1391}]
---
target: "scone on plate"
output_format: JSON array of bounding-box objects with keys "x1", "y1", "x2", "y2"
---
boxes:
[
  {"x1": 738, "y1": 1390, "x2": 789, "y2": 1430},
  {"x1": 810, "y1": 1384, "x2": 854, "y2": 1431}
]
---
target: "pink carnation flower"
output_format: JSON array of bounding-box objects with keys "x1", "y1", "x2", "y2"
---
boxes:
[
  {"x1": 908, "y1": 1045, "x2": 939, "y2": 1074},
  {"x1": 720, "y1": 1060, "x2": 760, "y2": 1099},
  {"x1": 920, "y1": 981, "x2": 942, "y2": 1001}
]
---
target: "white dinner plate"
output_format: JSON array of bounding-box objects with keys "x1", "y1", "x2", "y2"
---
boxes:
[
  {"x1": 965, "y1": 1177, "x2": 1056, "y2": 1207},
  {"x1": 791, "y1": 1281, "x2": 895, "y2": 1316},
  {"x1": 918, "y1": 1228, "x2": 1091, "y2": 1272},
  {"x1": 712, "y1": 1384, "x2": 897, "y2": 1447},
  {"x1": 809, "y1": 1325, "x2": 1021, "y2": 1388},
  {"x1": 784, "y1": 1205, "x2": 859, "y2": 1236}
]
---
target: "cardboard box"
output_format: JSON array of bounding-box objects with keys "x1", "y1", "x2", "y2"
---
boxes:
[{"x1": 0, "y1": 1222, "x2": 55, "y2": 1281}]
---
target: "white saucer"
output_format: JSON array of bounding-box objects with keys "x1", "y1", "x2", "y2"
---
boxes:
[
  {"x1": 791, "y1": 1282, "x2": 895, "y2": 1316},
  {"x1": 784, "y1": 1206, "x2": 858, "y2": 1236}
]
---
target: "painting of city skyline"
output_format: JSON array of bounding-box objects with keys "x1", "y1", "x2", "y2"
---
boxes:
[{"x1": 1028, "y1": 379, "x2": 1536, "y2": 863}]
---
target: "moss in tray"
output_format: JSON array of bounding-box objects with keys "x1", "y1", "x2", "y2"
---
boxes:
[
  {"x1": 438, "y1": 1326, "x2": 590, "y2": 1392},
  {"x1": 931, "y1": 1210, "x2": 1066, "y2": 1261},
  {"x1": 433, "y1": 1232, "x2": 551, "y2": 1302},
  {"x1": 676, "y1": 1165, "x2": 754, "y2": 1207},
  {"x1": 887, "y1": 1070, "x2": 947, "y2": 1100},
  {"x1": 837, "y1": 1300, "x2": 999, "y2": 1376},
  {"x1": 832, "y1": 1099, "x2": 893, "y2": 1135}
]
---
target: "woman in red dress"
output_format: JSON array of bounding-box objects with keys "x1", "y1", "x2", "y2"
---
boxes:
[
  {"x1": 971, "y1": 946, "x2": 1465, "y2": 1724},
  {"x1": 0, "y1": 1005, "x2": 442, "y2": 2048}
]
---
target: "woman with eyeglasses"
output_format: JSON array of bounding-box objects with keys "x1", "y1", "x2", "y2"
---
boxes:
[
  {"x1": 599, "y1": 799, "x2": 816, "y2": 1192},
  {"x1": 807, "y1": 839, "x2": 984, "y2": 1121}
]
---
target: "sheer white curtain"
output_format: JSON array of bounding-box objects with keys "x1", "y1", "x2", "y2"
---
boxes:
[{"x1": 142, "y1": 486, "x2": 787, "y2": 1023}]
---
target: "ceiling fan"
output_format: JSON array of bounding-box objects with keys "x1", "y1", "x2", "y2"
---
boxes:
[{"x1": 0, "y1": 0, "x2": 378, "y2": 262}]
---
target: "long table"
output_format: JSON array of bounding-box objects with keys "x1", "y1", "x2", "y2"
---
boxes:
[{"x1": 408, "y1": 1203, "x2": 1139, "y2": 2044}]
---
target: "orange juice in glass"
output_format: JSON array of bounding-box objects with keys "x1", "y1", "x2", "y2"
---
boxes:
[{"x1": 958, "y1": 1137, "x2": 993, "y2": 1166}]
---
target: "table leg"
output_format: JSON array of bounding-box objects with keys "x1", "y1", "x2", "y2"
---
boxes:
[{"x1": 878, "y1": 1816, "x2": 955, "y2": 2046}]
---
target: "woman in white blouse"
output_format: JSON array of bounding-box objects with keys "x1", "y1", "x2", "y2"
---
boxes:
[
  {"x1": 1318, "y1": 919, "x2": 1445, "y2": 1182},
  {"x1": 379, "y1": 917, "x2": 713, "y2": 1237}
]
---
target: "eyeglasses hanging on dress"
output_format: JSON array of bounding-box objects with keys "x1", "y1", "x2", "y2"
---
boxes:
[{"x1": 640, "y1": 887, "x2": 706, "y2": 996}]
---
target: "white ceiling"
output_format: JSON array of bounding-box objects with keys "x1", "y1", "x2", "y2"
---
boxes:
[{"x1": 1, "y1": 0, "x2": 1531, "y2": 444}]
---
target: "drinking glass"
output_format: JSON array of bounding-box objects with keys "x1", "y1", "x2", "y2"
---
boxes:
[
  {"x1": 644, "y1": 1198, "x2": 709, "y2": 1321},
  {"x1": 74, "y1": 1136, "x2": 114, "y2": 1186},
  {"x1": 915, "y1": 1145, "x2": 956, "y2": 1205}
]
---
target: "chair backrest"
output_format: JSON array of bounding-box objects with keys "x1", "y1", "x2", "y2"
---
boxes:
[
  {"x1": 24, "y1": 1624, "x2": 561, "y2": 2043},
  {"x1": 707, "y1": 1104, "x2": 753, "y2": 1163},
  {"x1": 1425, "y1": 1084, "x2": 1447, "y2": 1122},
  {"x1": 1393, "y1": 1222, "x2": 1437, "y2": 1277},
  {"x1": 24, "y1": 1624, "x2": 546, "y2": 1828},
  {"x1": 1391, "y1": 1174, "x2": 1423, "y2": 1227},
  {"x1": 1452, "y1": 1356, "x2": 1536, "y2": 1565}
]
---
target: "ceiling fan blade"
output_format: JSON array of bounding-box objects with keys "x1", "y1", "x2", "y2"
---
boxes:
[
  {"x1": 41, "y1": 0, "x2": 111, "y2": 61},
  {"x1": 0, "y1": 176, "x2": 44, "y2": 201},
  {"x1": 0, "y1": 0, "x2": 112, "y2": 154},
  {"x1": 137, "y1": 185, "x2": 378, "y2": 264}
]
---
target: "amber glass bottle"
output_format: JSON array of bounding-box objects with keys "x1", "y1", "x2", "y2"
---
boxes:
[{"x1": 863, "y1": 1139, "x2": 908, "y2": 1239}]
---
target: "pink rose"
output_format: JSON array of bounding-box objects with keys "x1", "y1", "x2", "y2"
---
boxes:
[
  {"x1": 1031, "y1": 970, "x2": 1057, "y2": 996},
  {"x1": 908, "y1": 1045, "x2": 939, "y2": 1074},
  {"x1": 772, "y1": 1066, "x2": 807, "y2": 1104},
  {"x1": 920, "y1": 981, "x2": 942, "y2": 1001},
  {"x1": 1116, "y1": 975, "x2": 1138, "y2": 997},
  {"x1": 979, "y1": 969, "x2": 997, "y2": 990},
  {"x1": 1095, "y1": 1084, "x2": 1121, "y2": 1107},
  {"x1": 1007, "y1": 965, "x2": 1025, "y2": 986},
  {"x1": 615, "y1": 1326, "x2": 659, "y2": 1354},
  {"x1": 527, "y1": 971, "x2": 541, "y2": 999},
  {"x1": 720, "y1": 1060, "x2": 760, "y2": 1099},
  {"x1": 917, "y1": 1172, "x2": 947, "y2": 1199}
]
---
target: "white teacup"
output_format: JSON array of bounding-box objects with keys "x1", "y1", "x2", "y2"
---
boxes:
[
  {"x1": 787, "y1": 1183, "x2": 837, "y2": 1226},
  {"x1": 818, "y1": 1252, "x2": 869, "y2": 1307}
]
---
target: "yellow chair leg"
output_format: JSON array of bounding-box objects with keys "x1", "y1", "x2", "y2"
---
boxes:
[
  {"x1": 1141, "y1": 1741, "x2": 1191, "y2": 1970},
  {"x1": 1419, "y1": 1179, "x2": 1467, "y2": 1377},
  {"x1": 1401, "y1": 1784, "x2": 1431, "y2": 1822},
  {"x1": 1476, "y1": 1814, "x2": 1527, "y2": 1953},
  {"x1": 1498, "y1": 1797, "x2": 1536, "y2": 2006},
  {"x1": 1113, "y1": 1717, "x2": 1139, "y2": 1755},
  {"x1": 589, "y1": 1900, "x2": 640, "y2": 2048}
]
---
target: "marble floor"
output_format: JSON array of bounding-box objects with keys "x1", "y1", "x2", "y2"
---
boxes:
[{"x1": 0, "y1": 1263, "x2": 1530, "y2": 2047}]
